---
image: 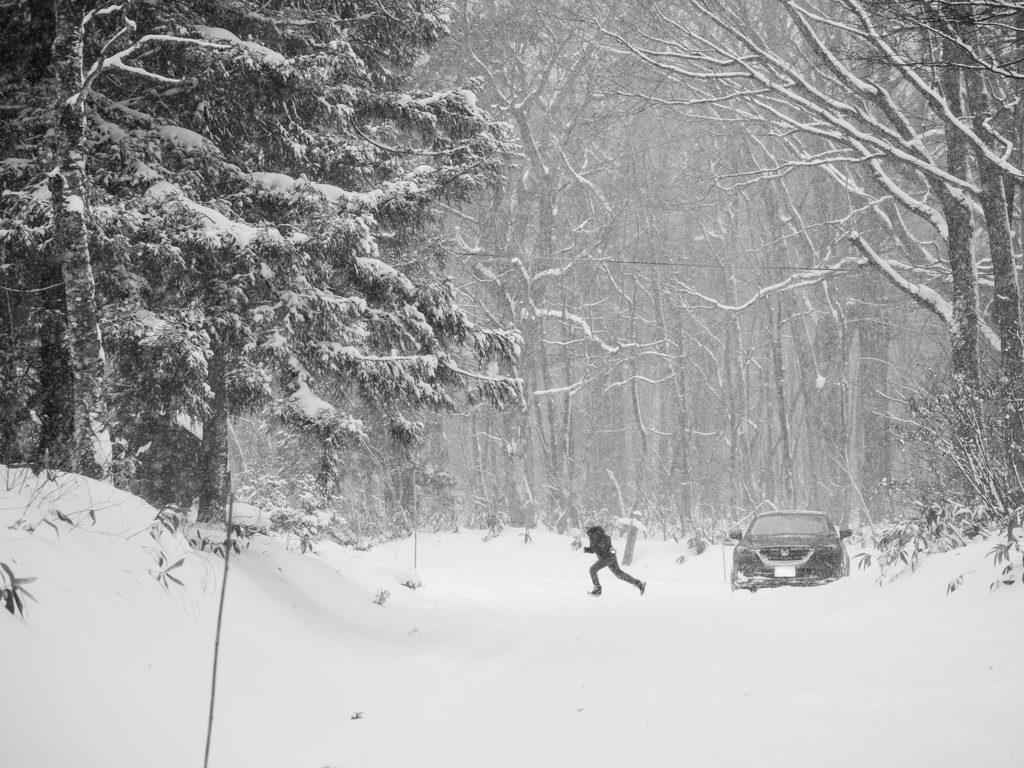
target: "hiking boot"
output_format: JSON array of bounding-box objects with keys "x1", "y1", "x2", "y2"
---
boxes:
[
  {"x1": 639, "y1": 581, "x2": 646, "y2": 596},
  {"x1": 588, "y1": 587, "x2": 602, "y2": 597}
]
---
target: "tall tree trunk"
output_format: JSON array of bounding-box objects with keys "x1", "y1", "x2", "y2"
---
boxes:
[
  {"x1": 725, "y1": 265, "x2": 752, "y2": 508},
  {"x1": 198, "y1": 352, "x2": 230, "y2": 522},
  {"x1": 824, "y1": 284, "x2": 853, "y2": 525},
  {"x1": 469, "y1": 410, "x2": 491, "y2": 519},
  {"x1": 938, "y1": 42, "x2": 982, "y2": 412},
  {"x1": 856, "y1": 303, "x2": 893, "y2": 519},
  {"x1": 559, "y1": 305, "x2": 577, "y2": 531},
  {"x1": 50, "y1": 0, "x2": 107, "y2": 478},
  {"x1": 659, "y1": 297, "x2": 692, "y2": 534},
  {"x1": 964, "y1": 62, "x2": 1024, "y2": 486},
  {"x1": 770, "y1": 298, "x2": 795, "y2": 507},
  {"x1": 34, "y1": 265, "x2": 76, "y2": 467}
]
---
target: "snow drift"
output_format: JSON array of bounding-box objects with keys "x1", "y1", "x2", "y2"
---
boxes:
[{"x1": 1, "y1": 467, "x2": 1021, "y2": 768}]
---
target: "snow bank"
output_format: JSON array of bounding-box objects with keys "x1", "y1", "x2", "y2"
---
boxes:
[
  {"x1": 231, "y1": 501, "x2": 270, "y2": 531},
  {"x1": 0, "y1": 466, "x2": 157, "y2": 536},
  {"x1": 0, "y1": 467, "x2": 424, "y2": 768},
  {"x1": 3, "y1": 472, "x2": 1021, "y2": 768}
]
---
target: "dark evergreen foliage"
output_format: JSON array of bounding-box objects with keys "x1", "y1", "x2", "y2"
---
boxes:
[{"x1": 0, "y1": 0, "x2": 522, "y2": 516}]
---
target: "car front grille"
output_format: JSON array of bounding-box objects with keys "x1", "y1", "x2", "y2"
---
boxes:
[{"x1": 759, "y1": 547, "x2": 810, "y2": 561}]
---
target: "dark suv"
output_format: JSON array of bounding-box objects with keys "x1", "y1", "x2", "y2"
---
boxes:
[{"x1": 729, "y1": 510, "x2": 851, "y2": 592}]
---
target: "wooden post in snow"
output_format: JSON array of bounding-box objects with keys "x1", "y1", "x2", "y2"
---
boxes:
[{"x1": 622, "y1": 512, "x2": 640, "y2": 567}]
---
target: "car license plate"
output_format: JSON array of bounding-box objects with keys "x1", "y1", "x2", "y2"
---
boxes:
[{"x1": 774, "y1": 565, "x2": 797, "y2": 578}]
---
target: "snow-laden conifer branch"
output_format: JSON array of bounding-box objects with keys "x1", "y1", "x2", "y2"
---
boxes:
[
  {"x1": 83, "y1": 4, "x2": 125, "y2": 26},
  {"x1": 350, "y1": 123, "x2": 478, "y2": 157},
  {"x1": 76, "y1": 34, "x2": 229, "y2": 105}
]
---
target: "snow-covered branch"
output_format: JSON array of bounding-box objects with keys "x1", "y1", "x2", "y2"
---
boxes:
[
  {"x1": 672, "y1": 258, "x2": 858, "y2": 312},
  {"x1": 533, "y1": 307, "x2": 621, "y2": 353},
  {"x1": 849, "y1": 232, "x2": 1001, "y2": 351},
  {"x1": 76, "y1": 34, "x2": 228, "y2": 105}
]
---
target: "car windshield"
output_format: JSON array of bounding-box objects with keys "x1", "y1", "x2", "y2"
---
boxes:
[{"x1": 748, "y1": 514, "x2": 829, "y2": 535}]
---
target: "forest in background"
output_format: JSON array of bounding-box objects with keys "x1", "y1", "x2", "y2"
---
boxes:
[{"x1": 2, "y1": 0, "x2": 1023, "y2": 555}]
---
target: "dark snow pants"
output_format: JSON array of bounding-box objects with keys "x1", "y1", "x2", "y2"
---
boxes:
[{"x1": 590, "y1": 553, "x2": 642, "y2": 590}]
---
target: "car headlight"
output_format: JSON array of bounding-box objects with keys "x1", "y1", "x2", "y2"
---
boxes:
[{"x1": 734, "y1": 545, "x2": 755, "y2": 555}]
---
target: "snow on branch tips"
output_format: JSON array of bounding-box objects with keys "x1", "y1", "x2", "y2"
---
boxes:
[
  {"x1": 849, "y1": 232, "x2": 1001, "y2": 352},
  {"x1": 195, "y1": 27, "x2": 286, "y2": 66},
  {"x1": 278, "y1": 381, "x2": 365, "y2": 447},
  {"x1": 145, "y1": 181, "x2": 271, "y2": 248}
]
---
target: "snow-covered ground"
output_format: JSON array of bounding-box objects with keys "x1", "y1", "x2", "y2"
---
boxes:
[{"x1": 2, "y1": 468, "x2": 1022, "y2": 768}]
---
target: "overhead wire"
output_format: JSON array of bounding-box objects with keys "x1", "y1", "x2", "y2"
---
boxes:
[{"x1": 458, "y1": 252, "x2": 858, "y2": 272}]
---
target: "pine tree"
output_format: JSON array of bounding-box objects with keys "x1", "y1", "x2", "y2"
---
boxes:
[{"x1": 1, "y1": 0, "x2": 522, "y2": 518}]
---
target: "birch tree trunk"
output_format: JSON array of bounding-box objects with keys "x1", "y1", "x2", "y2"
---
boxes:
[{"x1": 49, "y1": 0, "x2": 108, "y2": 478}]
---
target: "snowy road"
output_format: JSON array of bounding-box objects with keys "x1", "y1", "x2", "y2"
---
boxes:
[
  {"x1": 387, "y1": 568, "x2": 1018, "y2": 768},
  {"x1": 210, "y1": 531, "x2": 1022, "y2": 768}
]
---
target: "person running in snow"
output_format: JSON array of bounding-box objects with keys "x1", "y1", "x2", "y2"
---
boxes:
[{"x1": 582, "y1": 519, "x2": 645, "y2": 597}]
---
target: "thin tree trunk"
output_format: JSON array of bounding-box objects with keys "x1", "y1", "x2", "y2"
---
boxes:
[
  {"x1": 856, "y1": 303, "x2": 893, "y2": 520},
  {"x1": 770, "y1": 299, "x2": 795, "y2": 506},
  {"x1": 660, "y1": 298, "x2": 692, "y2": 535},
  {"x1": 198, "y1": 352, "x2": 230, "y2": 522},
  {"x1": 938, "y1": 42, "x2": 982, "y2": 400}
]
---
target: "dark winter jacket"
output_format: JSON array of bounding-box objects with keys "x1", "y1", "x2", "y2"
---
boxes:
[{"x1": 584, "y1": 526, "x2": 615, "y2": 558}]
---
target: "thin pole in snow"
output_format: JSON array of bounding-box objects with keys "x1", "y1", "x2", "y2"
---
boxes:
[
  {"x1": 412, "y1": 466, "x2": 418, "y2": 570},
  {"x1": 722, "y1": 539, "x2": 727, "y2": 583},
  {"x1": 204, "y1": 492, "x2": 234, "y2": 768}
]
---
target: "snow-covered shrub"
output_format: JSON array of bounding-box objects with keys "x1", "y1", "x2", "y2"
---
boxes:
[
  {"x1": 866, "y1": 503, "x2": 1001, "y2": 581},
  {"x1": 372, "y1": 588, "x2": 390, "y2": 606},
  {"x1": 153, "y1": 505, "x2": 193, "y2": 538},
  {"x1": 686, "y1": 537, "x2": 708, "y2": 556},
  {"x1": 893, "y1": 384, "x2": 1021, "y2": 530},
  {"x1": 236, "y1": 469, "x2": 353, "y2": 553},
  {"x1": 231, "y1": 502, "x2": 271, "y2": 532},
  {"x1": 271, "y1": 507, "x2": 338, "y2": 554},
  {"x1": 188, "y1": 528, "x2": 249, "y2": 558},
  {"x1": 149, "y1": 551, "x2": 186, "y2": 591},
  {"x1": 988, "y1": 537, "x2": 1024, "y2": 588}
]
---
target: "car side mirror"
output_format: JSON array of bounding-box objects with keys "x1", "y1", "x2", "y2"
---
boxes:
[
  {"x1": 728, "y1": 527, "x2": 743, "y2": 541},
  {"x1": 839, "y1": 528, "x2": 853, "y2": 539}
]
